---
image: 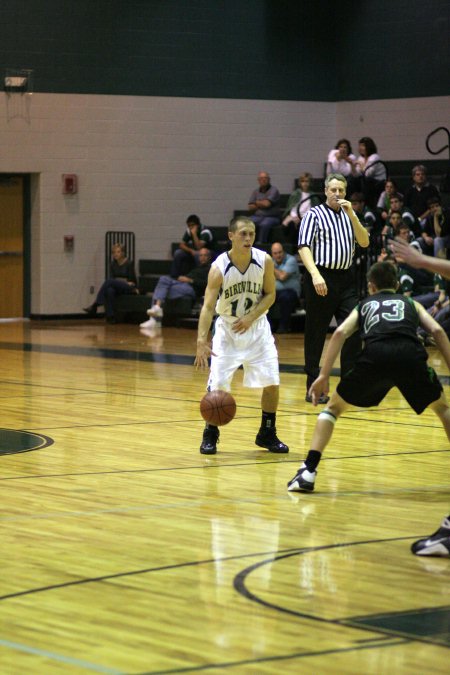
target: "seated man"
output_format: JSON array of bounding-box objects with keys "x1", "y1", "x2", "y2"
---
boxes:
[
  {"x1": 269, "y1": 242, "x2": 301, "y2": 333},
  {"x1": 413, "y1": 273, "x2": 448, "y2": 312},
  {"x1": 380, "y1": 210, "x2": 406, "y2": 249},
  {"x1": 381, "y1": 223, "x2": 433, "y2": 293},
  {"x1": 389, "y1": 193, "x2": 419, "y2": 237},
  {"x1": 404, "y1": 164, "x2": 440, "y2": 226},
  {"x1": 428, "y1": 195, "x2": 450, "y2": 259},
  {"x1": 140, "y1": 248, "x2": 211, "y2": 327},
  {"x1": 281, "y1": 172, "x2": 321, "y2": 246},
  {"x1": 412, "y1": 195, "x2": 450, "y2": 257},
  {"x1": 247, "y1": 171, "x2": 280, "y2": 243},
  {"x1": 349, "y1": 192, "x2": 378, "y2": 231},
  {"x1": 170, "y1": 215, "x2": 215, "y2": 278}
]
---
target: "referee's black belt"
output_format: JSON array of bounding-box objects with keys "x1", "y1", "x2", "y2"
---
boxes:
[{"x1": 315, "y1": 265, "x2": 352, "y2": 273}]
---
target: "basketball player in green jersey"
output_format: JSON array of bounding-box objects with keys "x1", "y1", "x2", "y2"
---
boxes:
[{"x1": 288, "y1": 260, "x2": 450, "y2": 500}]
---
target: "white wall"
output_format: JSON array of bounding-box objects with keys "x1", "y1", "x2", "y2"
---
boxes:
[
  {"x1": 0, "y1": 92, "x2": 448, "y2": 315},
  {"x1": 337, "y1": 97, "x2": 450, "y2": 160}
]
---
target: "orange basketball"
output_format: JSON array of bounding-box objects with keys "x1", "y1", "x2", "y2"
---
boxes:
[{"x1": 200, "y1": 390, "x2": 236, "y2": 426}]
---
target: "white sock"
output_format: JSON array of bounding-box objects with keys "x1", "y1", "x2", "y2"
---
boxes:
[{"x1": 300, "y1": 464, "x2": 316, "y2": 481}]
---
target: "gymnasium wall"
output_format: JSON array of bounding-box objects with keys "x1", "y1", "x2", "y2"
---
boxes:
[
  {"x1": 1, "y1": 1, "x2": 448, "y2": 100},
  {"x1": 0, "y1": 1, "x2": 448, "y2": 316},
  {"x1": 1, "y1": 94, "x2": 337, "y2": 314}
]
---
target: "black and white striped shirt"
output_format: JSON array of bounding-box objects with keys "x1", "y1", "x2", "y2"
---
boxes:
[{"x1": 298, "y1": 203, "x2": 355, "y2": 269}]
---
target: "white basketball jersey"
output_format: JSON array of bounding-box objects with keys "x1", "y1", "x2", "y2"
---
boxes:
[{"x1": 213, "y1": 248, "x2": 267, "y2": 319}]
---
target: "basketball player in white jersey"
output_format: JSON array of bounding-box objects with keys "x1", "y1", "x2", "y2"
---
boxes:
[{"x1": 195, "y1": 216, "x2": 289, "y2": 455}]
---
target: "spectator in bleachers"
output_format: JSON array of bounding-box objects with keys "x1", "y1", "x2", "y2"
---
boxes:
[
  {"x1": 140, "y1": 248, "x2": 212, "y2": 328},
  {"x1": 349, "y1": 192, "x2": 377, "y2": 231},
  {"x1": 377, "y1": 246, "x2": 427, "y2": 298},
  {"x1": 170, "y1": 215, "x2": 215, "y2": 279},
  {"x1": 381, "y1": 210, "x2": 405, "y2": 248},
  {"x1": 379, "y1": 219, "x2": 411, "y2": 257},
  {"x1": 389, "y1": 193, "x2": 419, "y2": 236},
  {"x1": 354, "y1": 136, "x2": 387, "y2": 207},
  {"x1": 247, "y1": 171, "x2": 281, "y2": 243},
  {"x1": 404, "y1": 165, "x2": 440, "y2": 225},
  {"x1": 326, "y1": 139, "x2": 358, "y2": 193},
  {"x1": 414, "y1": 273, "x2": 448, "y2": 314},
  {"x1": 377, "y1": 179, "x2": 402, "y2": 223},
  {"x1": 418, "y1": 300, "x2": 450, "y2": 347},
  {"x1": 431, "y1": 195, "x2": 450, "y2": 258},
  {"x1": 396, "y1": 222, "x2": 421, "y2": 249},
  {"x1": 83, "y1": 243, "x2": 138, "y2": 324},
  {"x1": 269, "y1": 242, "x2": 301, "y2": 334},
  {"x1": 414, "y1": 195, "x2": 444, "y2": 256},
  {"x1": 392, "y1": 242, "x2": 450, "y2": 371},
  {"x1": 382, "y1": 222, "x2": 433, "y2": 291},
  {"x1": 281, "y1": 172, "x2": 320, "y2": 245},
  {"x1": 413, "y1": 272, "x2": 450, "y2": 346},
  {"x1": 397, "y1": 263, "x2": 425, "y2": 298},
  {"x1": 379, "y1": 202, "x2": 417, "y2": 259}
]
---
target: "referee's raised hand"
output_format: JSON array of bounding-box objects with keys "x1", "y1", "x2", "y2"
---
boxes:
[{"x1": 336, "y1": 198, "x2": 352, "y2": 212}]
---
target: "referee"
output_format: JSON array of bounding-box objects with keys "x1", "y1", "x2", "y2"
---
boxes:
[{"x1": 298, "y1": 173, "x2": 370, "y2": 403}]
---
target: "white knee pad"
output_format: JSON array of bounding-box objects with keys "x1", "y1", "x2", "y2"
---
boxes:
[{"x1": 318, "y1": 410, "x2": 336, "y2": 425}]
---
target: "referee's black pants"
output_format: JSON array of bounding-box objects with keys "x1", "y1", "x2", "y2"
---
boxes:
[{"x1": 303, "y1": 266, "x2": 362, "y2": 390}]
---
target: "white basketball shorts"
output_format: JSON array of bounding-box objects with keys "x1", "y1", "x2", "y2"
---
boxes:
[{"x1": 207, "y1": 315, "x2": 280, "y2": 390}]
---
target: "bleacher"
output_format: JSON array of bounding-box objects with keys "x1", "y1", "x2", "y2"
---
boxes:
[
  {"x1": 384, "y1": 159, "x2": 450, "y2": 203},
  {"x1": 113, "y1": 158, "x2": 450, "y2": 326},
  {"x1": 114, "y1": 259, "x2": 200, "y2": 326}
]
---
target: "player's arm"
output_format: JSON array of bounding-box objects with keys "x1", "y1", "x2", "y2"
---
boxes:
[
  {"x1": 414, "y1": 300, "x2": 450, "y2": 372},
  {"x1": 391, "y1": 239, "x2": 450, "y2": 280},
  {"x1": 309, "y1": 309, "x2": 359, "y2": 403},
  {"x1": 231, "y1": 254, "x2": 276, "y2": 334},
  {"x1": 194, "y1": 266, "x2": 222, "y2": 369}
]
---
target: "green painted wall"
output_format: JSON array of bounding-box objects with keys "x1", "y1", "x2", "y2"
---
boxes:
[
  {"x1": 0, "y1": 0, "x2": 448, "y2": 100},
  {"x1": 338, "y1": 0, "x2": 450, "y2": 100}
]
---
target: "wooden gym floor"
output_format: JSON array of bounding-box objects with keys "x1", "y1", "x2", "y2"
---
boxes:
[{"x1": 0, "y1": 318, "x2": 448, "y2": 674}]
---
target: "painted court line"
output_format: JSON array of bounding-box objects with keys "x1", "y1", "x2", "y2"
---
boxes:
[{"x1": 0, "y1": 638, "x2": 123, "y2": 674}]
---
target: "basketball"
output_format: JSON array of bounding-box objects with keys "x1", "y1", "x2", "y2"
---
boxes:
[{"x1": 200, "y1": 390, "x2": 236, "y2": 426}]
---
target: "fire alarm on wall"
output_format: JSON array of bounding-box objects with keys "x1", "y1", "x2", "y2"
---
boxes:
[{"x1": 62, "y1": 174, "x2": 78, "y2": 195}]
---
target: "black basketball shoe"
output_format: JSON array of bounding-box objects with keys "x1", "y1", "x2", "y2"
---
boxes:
[
  {"x1": 255, "y1": 428, "x2": 289, "y2": 453},
  {"x1": 199, "y1": 426, "x2": 220, "y2": 455},
  {"x1": 287, "y1": 466, "x2": 316, "y2": 492},
  {"x1": 411, "y1": 516, "x2": 450, "y2": 557}
]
